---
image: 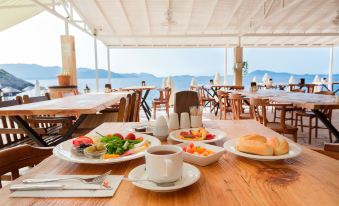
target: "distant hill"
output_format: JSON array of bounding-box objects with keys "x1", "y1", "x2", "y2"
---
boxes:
[
  {"x1": 0, "y1": 64, "x2": 157, "y2": 80},
  {"x1": 0, "y1": 69, "x2": 33, "y2": 90}
]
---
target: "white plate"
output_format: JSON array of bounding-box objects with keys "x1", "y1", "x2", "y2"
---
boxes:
[
  {"x1": 177, "y1": 142, "x2": 225, "y2": 166},
  {"x1": 53, "y1": 132, "x2": 161, "y2": 164},
  {"x1": 169, "y1": 128, "x2": 227, "y2": 143},
  {"x1": 128, "y1": 163, "x2": 200, "y2": 192},
  {"x1": 223, "y1": 138, "x2": 302, "y2": 161}
]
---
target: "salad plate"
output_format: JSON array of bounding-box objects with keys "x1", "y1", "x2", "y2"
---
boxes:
[
  {"x1": 223, "y1": 138, "x2": 302, "y2": 161},
  {"x1": 53, "y1": 132, "x2": 161, "y2": 164},
  {"x1": 128, "y1": 163, "x2": 200, "y2": 192},
  {"x1": 168, "y1": 128, "x2": 227, "y2": 143}
]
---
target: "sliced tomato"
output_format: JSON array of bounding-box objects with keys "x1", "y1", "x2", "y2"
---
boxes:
[
  {"x1": 125, "y1": 133, "x2": 136, "y2": 140},
  {"x1": 205, "y1": 134, "x2": 215, "y2": 140},
  {"x1": 72, "y1": 136, "x2": 93, "y2": 147},
  {"x1": 113, "y1": 133, "x2": 124, "y2": 139}
]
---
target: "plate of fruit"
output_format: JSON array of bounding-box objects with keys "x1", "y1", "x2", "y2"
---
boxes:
[
  {"x1": 53, "y1": 132, "x2": 161, "y2": 164},
  {"x1": 169, "y1": 128, "x2": 226, "y2": 143},
  {"x1": 178, "y1": 142, "x2": 225, "y2": 166}
]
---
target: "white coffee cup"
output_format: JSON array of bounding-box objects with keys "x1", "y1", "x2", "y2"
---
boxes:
[
  {"x1": 145, "y1": 145, "x2": 183, "y2": 183},
  {"x1": 180, "y1": 112, "x2": 190, "y2": 129},
  {"x1": 168, "y1": 113, "x2": 179, "y2": 130}
]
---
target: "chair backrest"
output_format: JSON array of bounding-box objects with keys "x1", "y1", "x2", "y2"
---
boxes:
[
  {"x1": 134, "y1": 90, "x2": 142, "y2": 122},
  {"x1": 0, "y1": 96, "x2": 26, "y2": 149},
  {"x1": 174, "y1": 91, "x2": 199, "y2": 118},
  {"x1": 128, "y1": 92, "x2": 137, "y2": 122},
  {"x1": 117, "y1": 97, "x2": 127, "y2": 122},
  {"x1": 0, "y1": 144, "x2": 52, "y2": 188},
  {"x1": 249, "y1": 98, "x2": 269, "y2": 126},
  {"x1": 164, "y1": 88, "x2": 172, "y2": 104},
  {"x1": 197, "y1": 86, "x2": 208, "y2": 99},
  {"x1": 314, "y1": 91, "x2": 335, "y2": 95},
  {"x1": 23, "y1": 93, "x2": 50, "y2": 104},
  {"x1": 229, "y1": 93, "x2": 243, "y2": 120},
  {"x1": 124, "y1": 94, "x2": 132, "y2": 122}
]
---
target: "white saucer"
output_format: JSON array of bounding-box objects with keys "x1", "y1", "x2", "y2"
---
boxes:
[{"x1": 128, "y1": 163, "x2": 200, "y2": 192}]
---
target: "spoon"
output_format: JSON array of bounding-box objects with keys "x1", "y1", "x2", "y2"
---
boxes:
[{"x1": 124, "y1": 178, "x2": 176, "y2": 187}]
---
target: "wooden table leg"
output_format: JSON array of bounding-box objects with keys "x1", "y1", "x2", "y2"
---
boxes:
[
  {"x1": 12, "y1": 116, "x2": 48, "y2": 147},
  {"x1": 312, "y1": 109, "x2": 339, "y2": 143},
  {"x1": 61, "y1": 114, "x2": 88, "y2": 141}
]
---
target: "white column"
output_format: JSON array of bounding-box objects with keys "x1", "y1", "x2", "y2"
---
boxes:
[
  {"x1": 328, "y1": 46, "x2": 334, "y2": 91},
  {"x1": 94, "y1": 36, "x2": 99, "y2": 92},
  {"x1": 107, "y1": 47, "x2": 111, "y2": 84},
  {"x1": 64, "y1": 21, "x2": 69, "y2": 35},
  {"x1": 224, "y1": 48, "x2": 228, "y2": 85}
]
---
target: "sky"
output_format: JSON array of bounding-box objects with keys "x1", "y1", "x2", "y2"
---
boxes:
[{"x1": 0, "y1": 12, "x2": 338, "y2": 77}]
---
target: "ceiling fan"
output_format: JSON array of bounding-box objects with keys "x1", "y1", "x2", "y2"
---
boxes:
[{"x1": 161, "y1": 0, "x2": 177, "y2": 26}]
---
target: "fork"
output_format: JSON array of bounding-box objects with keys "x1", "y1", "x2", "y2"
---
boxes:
[{"x1": 22, "y1": 170, "x2": 112, "y2": 184}]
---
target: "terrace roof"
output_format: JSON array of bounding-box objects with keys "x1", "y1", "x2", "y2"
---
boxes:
[
  {"x1": 0, "y1": 0, "x2": 54, "y2": 32},
  {"x1": 67, "y1": 0, "x2": 339, "y2": 48}
]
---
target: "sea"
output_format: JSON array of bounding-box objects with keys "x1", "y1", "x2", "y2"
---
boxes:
[{"x1": 28, "y1": 74, "x2": 339, "y2": 104}]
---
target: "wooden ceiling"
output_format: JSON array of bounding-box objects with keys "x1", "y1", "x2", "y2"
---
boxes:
[{"x1": 68, "y1": 0, "x2": 339, "y2": 47}]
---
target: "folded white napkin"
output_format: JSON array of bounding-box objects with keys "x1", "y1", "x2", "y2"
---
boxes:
[{"x1": 10, "y1": 175, "x2": 123, "y2": 198}]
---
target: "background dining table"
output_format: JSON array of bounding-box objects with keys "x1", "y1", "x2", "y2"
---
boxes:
[
  {"x1": 0, "y1": 92, "x2": 130, "y2": 146},
  {"x1": 1, "y1": 120, "x2": 338, "y2": 206},
  {"x1": 234, "y1": 90, "x2": 339, "y2": 143}
]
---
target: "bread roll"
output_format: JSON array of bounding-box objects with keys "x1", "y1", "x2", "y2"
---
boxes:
[
  {"x1": 267, "y1": 137, "x2": 289, "y2": 156},
  {"x1": 236, "y1": 139, "x2": 274, "y2": 156},
  {"x1": 239, "y1": 134, "x2": 267, "y2": 143}
]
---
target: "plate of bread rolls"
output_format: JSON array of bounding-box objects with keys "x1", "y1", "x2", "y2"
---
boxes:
[{"x1": 223, "y1": 134, "x2": 302, "y2": 161}]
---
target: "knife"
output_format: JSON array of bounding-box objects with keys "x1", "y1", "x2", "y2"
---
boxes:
[
  {"x1": 10, "y1": 184, "x2": 111, "y2": 191},
  {"x1": 10, "y1": 184, "x2": 64, "y2": 191}
]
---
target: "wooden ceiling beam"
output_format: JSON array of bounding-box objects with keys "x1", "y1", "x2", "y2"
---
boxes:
[
  {"x1": 202, "y1": 0, "x2": 219, "y2": 33},
  {"x1": 117, "y1": 0, "x2": 138, "y2": 45},
  {"x1": 93, "y1": 0, "x2": 123, "y2": 46},
  {"x1": 248, "y1": 0, "x2": 304, "y2": 33}
]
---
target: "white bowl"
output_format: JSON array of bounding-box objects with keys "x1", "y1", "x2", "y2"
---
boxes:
[{"x1": 177, "y1": 142, "x2": 225, "y2": 166}]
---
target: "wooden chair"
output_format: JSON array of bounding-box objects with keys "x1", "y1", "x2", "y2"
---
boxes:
[
  {"x1": 22, "y1": 94, "x2": 73, "y2": 136},
  {"x1": 217, "y1": 91, "x2": 231, "y2": 120},
  {"x1": 229, "y1": 93, "x2": 251, "y2": 120},
  {"x1": 0, "y1": 144, "x2": 52, "y2": 188},
  {"x1": 294, "y1": 91, "x2": 335, "y2": 144},
  {"x1": 273, "y1": 89, "x2": 304, "y2": 124},
  {"x1": 152, "y1": 88, "x2": 171, "y2": 119},
  {"x1": 197, "y1": 86, "x2": 214, "y2": 110},
  {"x1": 311, "y1": 143, "x2": 339, "y2": 160},
  {"x1": 250, "y1": 98, "x2": 298, "y2": 142},
  {"x1": 0, "y1": 97, "x2": 29, "y2": 149},
  {"x1": 174, "y1": 91, "x2": 199, "y2": 120}
]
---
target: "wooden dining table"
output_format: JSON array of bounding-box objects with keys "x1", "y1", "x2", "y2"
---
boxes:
[
  {"x1": 0, "y1": 92, "x2": 130, "y2": 147},
  {"x1": 234, "y1": 90, "x2": 339, "y2": 143},
  {"x1": 1, "y1": 120, "x2": 339, "y2": 206}
]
